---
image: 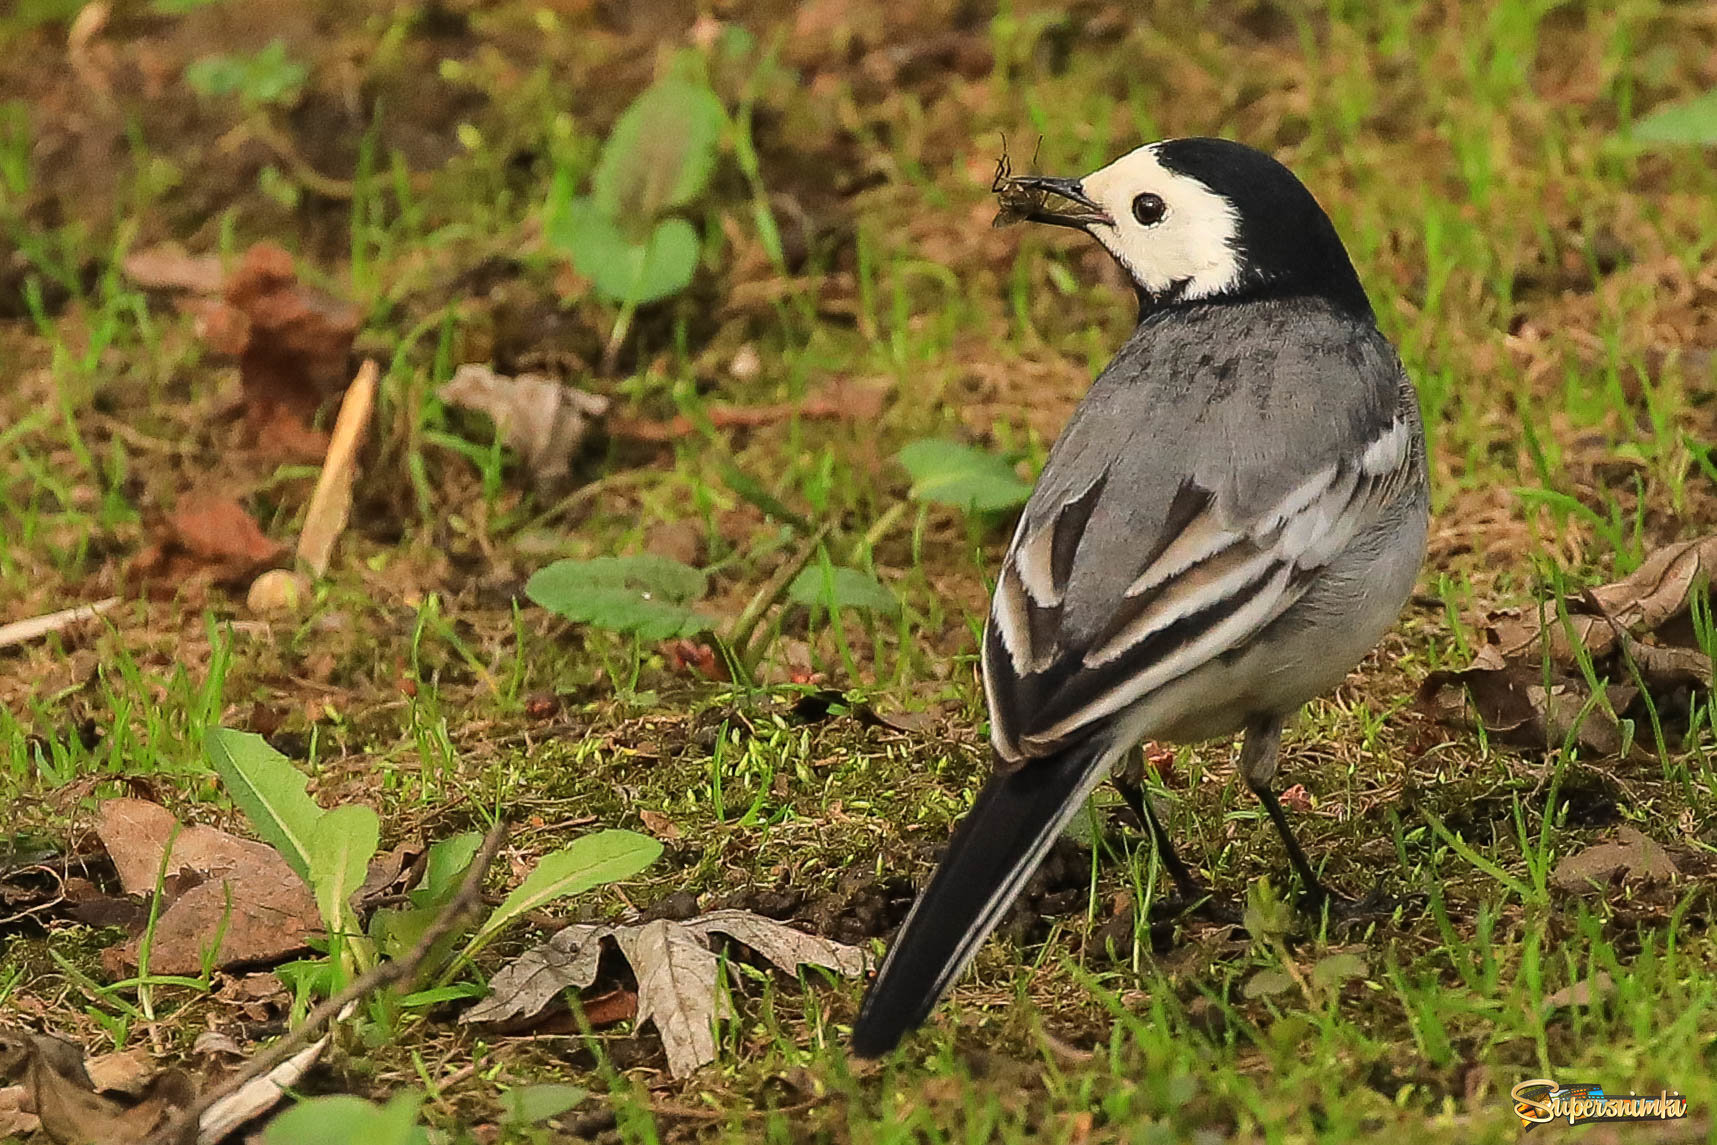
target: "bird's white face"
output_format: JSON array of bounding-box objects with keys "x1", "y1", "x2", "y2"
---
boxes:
[{"x1": 1076, "y1": 144, "x2": 1243, "y2": 301}]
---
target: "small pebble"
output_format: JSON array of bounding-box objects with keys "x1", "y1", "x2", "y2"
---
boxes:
[{"x1": 247, "y1": 569, "x2": 311, "y2": 615}]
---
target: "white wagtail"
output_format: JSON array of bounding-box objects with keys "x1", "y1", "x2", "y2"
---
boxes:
[{"x1": 850, "y1": 138, "x2": 1429, "y2": 1057}]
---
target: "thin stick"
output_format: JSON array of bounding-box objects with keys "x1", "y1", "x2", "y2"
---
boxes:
[
  {"x1": 0, "y1": 598, "x2": 121, "y2": 650},
  {"x1": 143, "y1": 821, "x2": 510, "y2": 1145},
  {"x1": 298, "y1": 359, "x2": 379, "y2": 577}
]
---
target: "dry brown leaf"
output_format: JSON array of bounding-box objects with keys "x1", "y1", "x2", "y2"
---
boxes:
[
  {"x1": 578, "y1": 987, "x2": 639, "y2": 1027},
  {"x1": 121, "y1": 245, "x2": 224, "y2": 294},
  {"x1": 438, "y1": 363, "x2": 610, "y2": 493},
  {"x1": 1542, "y1": 971, "x2": 1615, "y2": 1012},
  {"x1": 169, "y1": 496, "x2": 283, "y2": 568},
  {"x1": 132, "y1": 495, "x2": 285, "y2": 591},
  {"x1": 1552, "y1": 827, "x2": 1680, "y2": 892},
  {"x1": 355, "y1": 836, "x2": 427, "y2": 908},
  {"x1": 1420, "y1": 534, "x2": 1717, "y2": 760},
  {"x1": 463, "y1": 909, "x2": 868, "y2": 1077},
  {"x1": 637, "y1": 810, "x2": 681, "y2": 841},
  {"x1": 93, "y1": 798, "x2": 322, "y2": 974},
  {"x1": 615, "y1": 918, "x2": 730, "y2": 1077}
]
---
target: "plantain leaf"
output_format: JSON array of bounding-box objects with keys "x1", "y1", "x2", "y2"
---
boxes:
[
  {"x1": 553, "y1": 202, "x2": 700, "y2": 305},
  {"x1": 204, "y1": 728, "x2": 322, "y2": 883},
  {"x1": 526, "y1": 554, "x2": 709, "y2": 640},
  {"x1": 262, "y1": 1092, "x2": 429, "y2": 1145},
  {"x1": 306, "y1": 804, "x2": 379, "y2": 935},
  {"x1": 897, "y1": 439, "x2": 1033, "y2": 513},
  {"x1": 1631, "y1": 90, "x2": 1717, "y2": 146},
  {"x1": 472, "y1": 830, "x2": 663, "y2": 947},
  {"x1": 788, "y1": 565, "x2": 899, "y2": 616},
  {"x1": 593, "y1": 77, "x2": 726, "y2": 220}
]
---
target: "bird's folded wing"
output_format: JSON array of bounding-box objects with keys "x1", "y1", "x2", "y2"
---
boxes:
[{"x1": 983, "y1": 387, "x2": 1417, "y2": 767}]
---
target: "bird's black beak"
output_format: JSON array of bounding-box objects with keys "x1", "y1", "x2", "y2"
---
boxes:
[{"x1": 997, "y1": 175, "x2": 1113, "y2": 230}]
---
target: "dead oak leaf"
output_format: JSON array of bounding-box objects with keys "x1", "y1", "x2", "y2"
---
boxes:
[
  {"x1": 462, "y1": 909, "x2": 868, "y2": 1077},
  {"x1": 1552, "y1": 827, "x2": 1679, "y2": 892},
  {"x1": 93, "y1": 798, "x2": 322, "y2": 975}
]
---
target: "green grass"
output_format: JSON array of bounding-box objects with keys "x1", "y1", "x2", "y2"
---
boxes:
[{"x1": 3, "y1": 0, "x2": 1717, "y2": 1141}]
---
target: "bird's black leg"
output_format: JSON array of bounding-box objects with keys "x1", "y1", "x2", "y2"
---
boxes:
[
  {"x1": 1238, "y1": 719, "x2": 1336, "y2": 911},
  {"x1": 1112, "y1": 746, "x2": 1206, "y2": 904}
]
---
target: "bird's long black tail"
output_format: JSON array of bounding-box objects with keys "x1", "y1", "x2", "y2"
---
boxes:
[{"x1": 849, "y1": 738, "x2": 1114, "y2": 1057}]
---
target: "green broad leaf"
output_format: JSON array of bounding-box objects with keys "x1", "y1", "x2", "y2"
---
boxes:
[
  {"x1": 499, "y1": 1083, "x2": 588, "y2": 1126},
  {"x1": 276, "y1": 956, "x2": 341, "y2": 1004},
  {"x1": 788, "y1": 564, "x2": 900, "y2": 617},
  {"x1": 205, "y1": 728, "x2": 323, "y2": 883},
  {"x1": 1631, "y1": 90, "x2": 1717, "y2": 146},
  {"x1": 411, "y1": 831, "x2": 484, "y2": 909},
  {"x1": 183, "y1": 40, "x2": 306, "y2": 107},
  {"x1": 369, "y1": 903, "x2": 438, "y2": 960},
  {"x1": 474, "y1": 830, "x2": 662, "y2": 946},
  {"x1": 306, "y1": 804, "x2": 379, "y2": 932},
  {"x1": 1242, "y1": 876, "x2": 1293, "y2": 941},
  {"x1": 1310, "y1": 951, "x2": 1369, "y2": 990},
  {"x1": 526, "y1": 554, "x2": 710, "y2": 641},
  {"x1": 556, "y1": 203, "x2": 700, "y2": 305},
  {"x1": 263, "y1": 1092, "x2": 428, "y2": 1145},
  {"x1": 1243, "y1": 968, "x2": 1297, "y2": 999},
  {"x1": 896, "y1": 439, "x2": 1034, "y2": 513},
  {"x1": 593, "y1": 77, "x2": 726, "y2": 220}
]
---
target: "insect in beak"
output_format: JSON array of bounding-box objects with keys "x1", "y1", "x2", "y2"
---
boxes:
[{"x1": 995, "y1": 175, "x2": 1113, "y2": 230}]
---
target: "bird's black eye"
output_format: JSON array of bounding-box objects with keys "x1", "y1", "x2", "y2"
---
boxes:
[{"x1": 1131, "y1": 193, "x2": 1166, "y2": 226}]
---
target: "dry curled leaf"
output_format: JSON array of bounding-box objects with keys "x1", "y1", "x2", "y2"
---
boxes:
[
  {"x1": 439, "y1": 363, "x2": 610, "y2": 493},
  {"x1": 1421, "y1": 534, "x2": 1717, "y2": 760},
  {"x1": 0, "y1": 1026, "x2": 195, "y2": 1145},
  {"x1": 202, "y1": 242, "x2": 359, "y2": 460},
  {"x1": 463, "y1": 909, "x2": 868, "y2": 1077},
  {"x1": 121, "y1": 244, "x2": 224, "y2": 294}
]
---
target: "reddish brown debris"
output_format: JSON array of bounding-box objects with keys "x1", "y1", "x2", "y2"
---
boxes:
[{"x1": 213, "y1": 242, "x2": 360, "y2": 460}]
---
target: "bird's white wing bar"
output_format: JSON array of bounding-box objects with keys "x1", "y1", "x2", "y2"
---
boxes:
[
  {"x1": 1020, "y1": 563, "x2": 1296, "y2": 751},
  {"x1": 985, "y1": 412, "x2": 1414, "y2": 764}
]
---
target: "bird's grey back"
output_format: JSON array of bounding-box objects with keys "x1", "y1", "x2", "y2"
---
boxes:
[{"x1": 1022, "y1": 295, "x2": 1407, "y2": 652}]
